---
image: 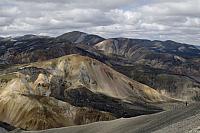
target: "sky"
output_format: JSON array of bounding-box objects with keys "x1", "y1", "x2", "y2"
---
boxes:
[{"x1": 0, "y1": 0, "x2": 200, "y2": 45}]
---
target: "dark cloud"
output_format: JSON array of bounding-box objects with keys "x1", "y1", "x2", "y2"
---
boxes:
[{"x1": 0, "y1": 0, "x2": 199, "y2": 45}]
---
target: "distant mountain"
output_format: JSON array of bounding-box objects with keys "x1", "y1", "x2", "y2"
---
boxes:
[
  {"x1": 196, "y1": 45, "x2": 200, "y2": 50},
  {"x1": 94, "y1": 38, "x2": 200, "y2": 61},
  {"x1": 56, "y1": 31, "x2": 104, "y2": 45},
  {"x1": 94, "y1": 38, "x2": 200, "y2": 78},
  {"x1": 94, "y1": 38, "x2": 200, "y2": 100},
  {"x1": 14, "y1": 34, "x2": 51, "y2": 41}
]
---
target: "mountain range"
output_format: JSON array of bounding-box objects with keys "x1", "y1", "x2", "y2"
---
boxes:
[
  {"x1": 1, "y1": 31, "x2": 200, "y2": 101},
  {"x1": 0, "y1": 31, "x2": 200, "y2": 132}
]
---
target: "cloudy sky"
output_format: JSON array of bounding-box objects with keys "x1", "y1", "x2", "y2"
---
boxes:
[{"x1": 0, "y1": 0, "x2": 200, "y2": 45}]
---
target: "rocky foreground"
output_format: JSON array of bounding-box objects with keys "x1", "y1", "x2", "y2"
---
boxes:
[{"x1": 11, "y1": 103, "x2": 200, "y2": 133}]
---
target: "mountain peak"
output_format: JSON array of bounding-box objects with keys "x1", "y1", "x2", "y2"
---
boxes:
[
  {"x1": 57, "y1": 31, "x2": 87, "y2": 37},
  {"x1": 56, "y1": 31, "x2": 104, "y2": 45}
]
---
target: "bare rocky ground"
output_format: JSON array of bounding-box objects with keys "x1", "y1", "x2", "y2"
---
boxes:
[
  {"x1": 154, "y1": 112, "x2": 200, "y2": 133},
  {"x1": 10, "y1": 103, "x2": 200, "y2": 133},
  {"x1": 0, "y1": 128, "x2": 7, "y2": 133}
]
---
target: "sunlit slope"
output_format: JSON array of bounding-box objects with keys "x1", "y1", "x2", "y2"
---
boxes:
[
  {"x1": 0, "y1": 54, "x2": 173, "y2": 130},
  {"x1": 0, "y1": 80, "x2": 114, "y2": 130},
  {"x1": 29, "y1": 54, "x2": 170, "y2": 103}
]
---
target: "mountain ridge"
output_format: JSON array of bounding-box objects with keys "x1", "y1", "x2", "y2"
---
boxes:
[
  {"x1": 1, "y1": 31, "x2": 199, "y2": 47},
  {"x1": 0, "y1": 54, "x2": 172, "y2": 130},
  {"x1": 1, "y1": 31, "x2": 200, "y2": 101}
]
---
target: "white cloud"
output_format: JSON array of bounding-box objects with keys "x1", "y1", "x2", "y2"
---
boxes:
[
  {"x1": 184, "y1": 17, "x2": 200, "y2": 27},
  {"x1": 0, "y1": 6, "x2": 21, "y2": 17},
  {"x1": 108, "y1": 9, "x2": 141, "y2": 24},
  {"x1": 0, "y1": 0, "x2": 199, "y2": 45},
  {"x1": 140, "y1": 23, "x2": 169, "y2": 30}
]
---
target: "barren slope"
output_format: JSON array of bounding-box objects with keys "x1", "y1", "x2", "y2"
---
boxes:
[
  {"x1": 20, "y1": 103, "x2": 200, "y2": 133},
  {"x1": 94, "y1": 38, "x2": 200, "y2": 101},
  {"x1": 0, "y1": 54, "x2": 172, "y2": 130},
  {"x1": 28, "y1": 54, "x2": 170, "y2": 103}
]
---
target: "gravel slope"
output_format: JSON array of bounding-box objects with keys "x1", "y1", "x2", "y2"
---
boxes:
[
  {"x1": 0, "y1": 128, "x2": 7, "y2": 133},
  {"x1": 19, "y1": 103, "x2": 200, "y2": 133}
]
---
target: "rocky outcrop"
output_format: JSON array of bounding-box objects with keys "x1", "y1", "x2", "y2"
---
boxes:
[
  {"x1": 55, "y1": 86, "x2": 163, "y2": 118},
  {"x1": 0, "y1": 79, "x2": 115, "y2": 130},
  {"x1": 0, "y1": 54, "x2": 170, "y2": 130}
]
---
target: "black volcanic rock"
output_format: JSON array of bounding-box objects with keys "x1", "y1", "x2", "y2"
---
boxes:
[
  {"x1": 0, "y1": 121, "x2": 16, "y2": 131},
  {"x1": 52, "y1": 86, "x2": 163, "y2": 118}
]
